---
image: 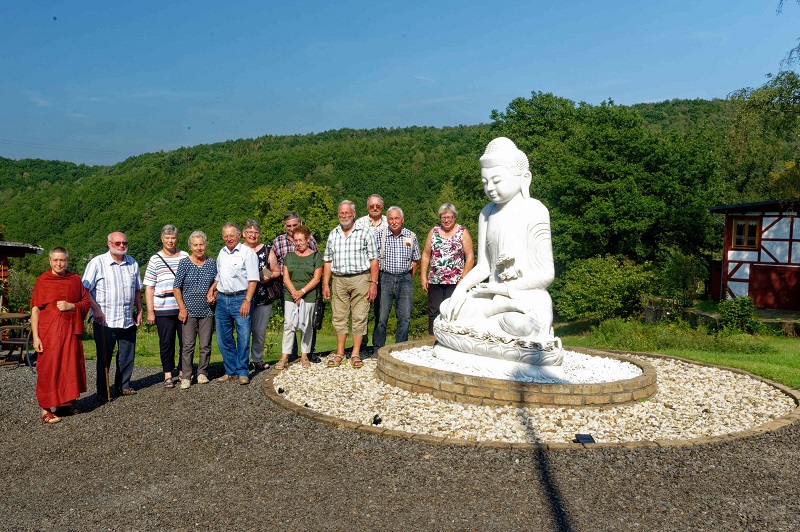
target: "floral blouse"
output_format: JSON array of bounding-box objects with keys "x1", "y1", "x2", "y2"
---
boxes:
[{"x1": 427, "y1": 225, "x2": 466, "y2": 285}]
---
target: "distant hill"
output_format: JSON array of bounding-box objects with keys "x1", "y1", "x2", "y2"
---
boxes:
[{"x1": 1, "y1": 125, "x2": 489, "y2": 274}]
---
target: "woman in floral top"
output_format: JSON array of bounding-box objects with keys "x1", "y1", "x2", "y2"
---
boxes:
[{"x1": 420, "y1": 203, "x2": 474, "y2": 334}]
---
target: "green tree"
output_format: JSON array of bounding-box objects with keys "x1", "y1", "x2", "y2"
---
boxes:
[
  {"x1": 252, "y1": 181, "x2": 338, "y2": 248},
  {"x1": 723, "y1": 71, "x2": 800, "y2": 201},
  {"x1": 490, "y1": 92, "x2": 720, "y2": 269},
  {"x1": 554, "y1": 256, "x2": 653, "y2": 320}
]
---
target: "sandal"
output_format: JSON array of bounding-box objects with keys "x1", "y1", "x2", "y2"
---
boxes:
[
  {"x1": 274, "y1": 356, "x2": 289, "y2": 370},
  {"x1": 41, "y1": 411, "x2": 61, "y2": 424},
  {"x1": 327, "y1": 355, "x2": 344, "y2": 368},
  {"x1": 301, "y1": 356, "x2": 311, "y2": 368},
  {"x1": 164, "y1": 378, "x2": 175, "y2": 389},
  {"x1": 350, "y1": 355, "x2": 364, "y2": 369}
]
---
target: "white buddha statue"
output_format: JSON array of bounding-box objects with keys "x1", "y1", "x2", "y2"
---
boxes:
[{"x1": 433, "y1": 137, "x2": 564, "y2": 380}]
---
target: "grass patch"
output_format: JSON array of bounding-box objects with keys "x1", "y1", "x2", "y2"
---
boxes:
[
  {"x1": 81, "y1": 320, "x2": 406, "y2": 368},
  {"x1": 561, "y1": 317, "x2": 800, "y2": 389}
]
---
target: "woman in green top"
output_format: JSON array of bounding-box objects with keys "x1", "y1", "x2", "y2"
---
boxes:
[{"x1": 277, "y1": 226, "x2": 323, "y2": 369}]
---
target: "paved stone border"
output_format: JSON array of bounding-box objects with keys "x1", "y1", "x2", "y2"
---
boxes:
[
  {"x1": 374, "y1": 340, "x2": 657, "y2": 407},
  {"x1": 261, "y1": 345, "x2": 800, "y2": 450}
]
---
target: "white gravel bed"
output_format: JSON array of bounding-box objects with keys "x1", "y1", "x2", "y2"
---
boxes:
[
  {"x1": 273, "y1": 348, "x2": 796, "y2": 444},
  {"x1": 393, "y1": 347, "x2": 642, "y2": 383}
]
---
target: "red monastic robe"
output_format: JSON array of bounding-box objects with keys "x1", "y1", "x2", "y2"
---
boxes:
[{"x1": 31, "y1": 270, "x2": 91, "y2": 408}]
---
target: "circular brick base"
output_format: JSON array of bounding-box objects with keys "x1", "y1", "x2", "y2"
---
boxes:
[{"x1": 375, "y1": 340, "x2": 658, "y2": 407}]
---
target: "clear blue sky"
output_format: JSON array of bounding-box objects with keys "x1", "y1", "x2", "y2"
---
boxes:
[{"x1": 1, "y1": 1, "x2": 798, "y2": 165}]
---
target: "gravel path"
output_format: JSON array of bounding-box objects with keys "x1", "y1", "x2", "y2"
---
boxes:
[
  {"x1": 2, "y1": 361, "x2": 799, "y2": 530},
  {"x1": 274, "y1": 352, "x2": 795, "y2": 444}
]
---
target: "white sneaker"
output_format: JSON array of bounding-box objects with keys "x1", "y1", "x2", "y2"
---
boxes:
[
  {"x1": 197, "y1": 374, "x2": 209, "y2": 384},
  {"x1": 180, "y1": 379, "x2": 191, "y2": 390}
]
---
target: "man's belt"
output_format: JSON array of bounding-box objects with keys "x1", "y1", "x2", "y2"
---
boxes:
[
  {"x1": 333, "y1": 270, "x2": 369, "y2": 277},
  {"x1": 218, "y1": 290, "x2": 247, "y2": 297},
  {"x1": 379, "y1": 270, "x2": 412, "y2": 276}
]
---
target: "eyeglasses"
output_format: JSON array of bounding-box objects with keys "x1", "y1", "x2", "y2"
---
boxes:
[
  {"x1": 244, "y1": 231, "x2": 260, "y2": 235},
  {"x1": 368, "y1": 204, "x2": 382, "y2": 210},
  {"x1": 110, "y1": 241, "x2": 128, "y2": 246}
]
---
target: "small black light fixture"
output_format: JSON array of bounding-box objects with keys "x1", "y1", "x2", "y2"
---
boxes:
[{"x1": 574, "y1": 433, "x2": 595, "y2": 444}]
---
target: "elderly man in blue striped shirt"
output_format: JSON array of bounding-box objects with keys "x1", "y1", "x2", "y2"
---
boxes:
[
  {"x1": 373, "y1": 206, "x2": 420, "y2": 351},
  {"x1": 82, "y1": 231, "x2": 143, "y2": 402}
]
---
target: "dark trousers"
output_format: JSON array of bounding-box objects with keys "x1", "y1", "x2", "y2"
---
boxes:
[
  {"x1": 94, "y1": 322, "x2": 137, "y2": 399},
  {"x1": 359, "y1": 282, "x2": 381, "y2": 350},
  {"x1": 427, "y1": 284, "x2": 457, "y2": 334},
  {"x1": 155, "y1": 313, "x2": 183, "y2": 374}
]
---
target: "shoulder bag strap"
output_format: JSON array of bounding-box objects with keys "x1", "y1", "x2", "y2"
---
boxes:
[{"x1": 157, "y1": 253, "x2": 177, "y2": 276}]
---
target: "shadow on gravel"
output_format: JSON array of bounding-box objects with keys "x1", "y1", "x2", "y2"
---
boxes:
[
  {"x1": 519, "y1": 409, "x2": 574, "y2": 531},
  {"x1": 129, "y1": 371, "x2": 164, "y2": 391},
  {"x1": 534, "y1": 448, "x2": 573, "y2": 531}
]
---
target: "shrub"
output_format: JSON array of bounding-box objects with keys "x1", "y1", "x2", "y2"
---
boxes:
[
  {"x1": 6, "y1": 269, "x2": 34, "y2": 312},
  {"x1": 656, "y1": 249, "x2": 709, "y2": 307},
  {"x1": 554, "y1": 256, "x2": 653, "y2": 320},
  {"x1": 718, "y1": 296, "x2": 759, "y2": 332}
]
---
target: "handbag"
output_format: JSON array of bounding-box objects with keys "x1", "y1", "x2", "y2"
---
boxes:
[
  {"x1": 264, "y1": 278, "x2": 283, "y2": 304},
  {"x1": 313, "y1": 292, "x2": 325, "y2": 330},
  {"x1": 263, "y1": 245, "x2": 283, "y2": 304}
]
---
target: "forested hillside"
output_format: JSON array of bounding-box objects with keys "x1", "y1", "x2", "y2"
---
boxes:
[
  {"x1": 2, "y1": 75, "x2": 799, "y2": 291},
  {"x1": 0, "y1": 125, "x2": 489, "y2": 275}
]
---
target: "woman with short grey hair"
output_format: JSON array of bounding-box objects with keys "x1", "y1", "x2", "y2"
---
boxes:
[
  {"x1": 173, "y1": 230, "x2": 217, "y2": 389},
  {"x1": 143, "y1": 224, "x2": 188, "y2": 388},
  {"x1": 420, "y1": 204, "x2": 474, "y2": 334}
]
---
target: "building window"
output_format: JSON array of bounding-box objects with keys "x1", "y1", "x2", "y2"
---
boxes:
[{"x1": 732, "y1": 217, "x2": 760, "y2": 250}]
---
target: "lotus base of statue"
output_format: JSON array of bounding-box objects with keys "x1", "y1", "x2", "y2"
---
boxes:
[{"x1": 432, "y1": 317, "x2": 566, "y2": 381}]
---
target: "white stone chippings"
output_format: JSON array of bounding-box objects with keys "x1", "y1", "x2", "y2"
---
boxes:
[
  {"x1": 394, "y1": 347, "x2": 642, "y2": 383},
  {"x1": 272, "y1": 349, "x2": 796, "y2": 444}
]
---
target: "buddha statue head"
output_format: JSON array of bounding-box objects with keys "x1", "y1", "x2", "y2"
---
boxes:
[{"x1": 479, "y1": 137, "x2": 532, "y2": 201}]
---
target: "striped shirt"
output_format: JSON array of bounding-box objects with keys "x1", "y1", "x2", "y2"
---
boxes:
[
  {"x1": 143, "y1": 251, "x2": 188, "y2": 315},
  {"x1": 375, "y1": 227, "x2": 421, "y2": 274},
  {"x1": 82, "y1": 251, "x2": 142, "y2": 328},
  {"x1": 323, "y1": 224, "x2": 379, "y2": 275}
]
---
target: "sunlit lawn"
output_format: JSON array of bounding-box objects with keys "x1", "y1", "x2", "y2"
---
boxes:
[
  {"x1": 556, "y1": 319, "x2": 800, "y2": 389},
  {"x1": 81, "y1": 322, "x2": 399, "y2": 368}
]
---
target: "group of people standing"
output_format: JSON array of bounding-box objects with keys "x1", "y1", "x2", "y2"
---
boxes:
[{"x1": 29, "y1": 198, "x2": 475, "y2": 424}]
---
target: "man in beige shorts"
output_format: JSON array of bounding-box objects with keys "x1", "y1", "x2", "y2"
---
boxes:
[{"x1": 321, "y1": 200, "x2": 379, "y2": 369}]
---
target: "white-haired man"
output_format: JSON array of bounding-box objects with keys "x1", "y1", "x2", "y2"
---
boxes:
[
  {"x1": 322, "y1": 200, "x2": 379, "y2": 368},
  {"x1": 82, "y1": 231, "x2": 142, "y2": 402}
]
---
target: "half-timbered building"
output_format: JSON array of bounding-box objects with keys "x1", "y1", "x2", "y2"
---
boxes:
[{"x1": 708, "y1": 199, "x2": 800, "y2": 310}]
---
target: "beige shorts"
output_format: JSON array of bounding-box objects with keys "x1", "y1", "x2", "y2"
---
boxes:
[{"x1": 331, "y1": 272, "x2": 370, "y2": 336}]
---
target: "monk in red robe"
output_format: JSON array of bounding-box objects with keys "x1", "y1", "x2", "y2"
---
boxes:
[{"x1": 31, "y1": 247, "x2": 91, "y2": 424}]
